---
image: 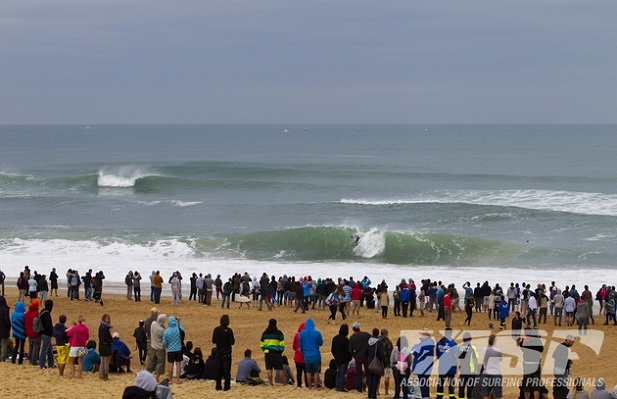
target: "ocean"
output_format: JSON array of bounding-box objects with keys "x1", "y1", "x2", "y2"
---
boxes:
[{"x1": 1, "y1": 124, "x2": 616, "y2": 292}]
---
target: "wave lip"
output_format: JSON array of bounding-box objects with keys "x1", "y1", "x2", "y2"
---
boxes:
[{"x1": 97, "y1": 166, "x2": 158, "y2": 188}]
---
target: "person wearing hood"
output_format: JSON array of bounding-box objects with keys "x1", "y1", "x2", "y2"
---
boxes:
[
  {"x1": 38, "y1": 299, "x2": 55, "y2": 368},
  {"x1": 11, "y1": 300, "x2": 26, "y2": 364},
  {"x1": 0, "y1": 296, "x2": 11, "y2": 361},
  {"x1": 147, "y1": 313, "x2": 167, "y2": 382},
  {"x1": 99, "y1": 313, "x2": 113, "y2": 381},
  {"x1": 331, "y1": 323, "x2": 352, "y2": 392},
  {"x1": 349, "y1": 321, "x2": 371, "y2": 393},
  {"x1": 366, "y1": 328, "x2": 385, "y2": 399},
  {"x1": 162, "y1": 315, "x2": 184, "y2": 384},
  {"x1": 591, "y1": 379, "x2": 612, "y2": 399},
  {"x1": 122, "y1": 370, "x2": 173, "y2": 399},
  {"x1": 299, "y1": 318, "x2": 323, "y2": 390},
  {"x1": 24, "y1": 299, "x2": 41, "y2": 365},
  {"x1": 293, "y1": 322, "x2": 307, "y2": 388},
  {"x1": 212, "y1": 314, "x2": 235, "y2": 390}
]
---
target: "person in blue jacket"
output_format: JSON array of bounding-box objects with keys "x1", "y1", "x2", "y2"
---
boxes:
[
  {"x1": 162, "y1": 315, "x2": 184, "y2": 384},
  {"x1": 299, "y1": 318, "x2": 323, "y2": 389},
  {"x1": 10, "y1": 301, "x2": 26, "y2": 364},
  {"x1": 412, "y1": 328, "x2": 435, "y2": 399}
]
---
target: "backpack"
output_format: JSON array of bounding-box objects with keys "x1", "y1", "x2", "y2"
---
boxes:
[
  {"x1": 325, "y1": 292, "x2": 340, "y2": 307},
  {"x1": 33, "y1": 310, "x2": 48, "y2": 334},
  {"x1": 396, "y1": 349, "x2": 410, "y2": 373}
]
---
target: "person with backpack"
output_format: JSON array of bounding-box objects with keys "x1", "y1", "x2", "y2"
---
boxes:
[
  {"x1": 17, "y1": 272, "x2": 29, "y2": 303},
  {"x1": 125, "y1": 271, "x2": 134, "y2": 301},
  {"x1": 24, "y1": 299, "x2": 41, "y2": 365},
  {"x1": 326, "y1": 287, "x2": 342, "y2": 324},
  {"x1": 390, "y1": 335, "x2": 412, "y2": 399}
]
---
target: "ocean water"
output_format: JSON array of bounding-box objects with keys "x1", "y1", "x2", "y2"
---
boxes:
[{"x1": 1, "y1": 124, "x2": 616, "y2": 291}]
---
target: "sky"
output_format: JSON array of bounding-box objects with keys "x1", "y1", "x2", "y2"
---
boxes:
[{"x1": 1, "y1": 0, "x2": 616, "y2": 124}]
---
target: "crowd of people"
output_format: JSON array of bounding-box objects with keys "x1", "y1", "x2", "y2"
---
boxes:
[{"x1": 1, "y1": 265, "x2": 617, "y2": 399}]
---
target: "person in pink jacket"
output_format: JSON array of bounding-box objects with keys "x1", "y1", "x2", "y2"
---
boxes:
[{"x1": 66, "y1": 315, "x2": 89, "y2": 378}]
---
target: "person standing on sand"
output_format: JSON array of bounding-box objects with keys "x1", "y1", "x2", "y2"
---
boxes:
[
  {"x1": 0, "y1": 269, "x2": 5, "y2": 296},
  {"x1": 49, "y1": 268, "x2": 59, "y2": 297},
  {"x1": 52, "y1": 315, "x2": 69, "y2": 376},
  {"x1": 260, "y1": 318, "x2": 286, "y2": 386},
  {"x1": 331, "y1": 323, "x2": 352, "y2": 392},
  {"x1": 212, "y1": 314, "x2": 235, "y2": 391},
  {"x1": 412, "y1": 328, "x2": 435, "y2": 399},
  {"x1": 98, "y1": 313, "x2": 113, "y2": 381},
  {"x1": 204, "y1": 273, "x2": 214, "y2": 306},
  {"x1": 24, "y1": 299, "x2": 41, "y2": 365},
  {"x1": 349, "y1": 321, "x2": 371, "y2": 393},
  {"x1": 170, "y1": 272, "x2": 181, "y2": 306},
  {"x1": 10, "y1": 301, "x2": 26, "y2": 364},
  {"x1": 0, "y1": 296, "x2": 10, "y2": 361},
  {"x1": 146, "y1": 313, "x2": 167, "y2": 382},
  {"x1": 292, "y1": 322, "x2": 307, "y2": 388},
  {"x1": 125, "y1": 271, "x2": 134, "y2": 301},
  {"x1": 66, "y1": 315, "x2": 89, "y2": 378},
  {"x1": 38, "y1": 299, "x2": 55, "y2": 369},
  {"x1": 153, "y1": 271, "x2": 163, "y2": 305},
  {"x1": 132, "y1": 271, "x2": 142, "y2": 302},
  {"x1": 162, "y1": 316, "x2": 184, "y2": 384},
  {"x1": 299, "y1": 318, "x2": 323, "y2": 390}
]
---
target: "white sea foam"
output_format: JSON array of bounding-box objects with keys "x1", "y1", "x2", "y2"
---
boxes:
[
  {"x1": 352, "y1": 228, "x2": 386, "y2": 258},
  {"x1": 97, "y1": 165, "x2": 156, "y2": 188},
  {"x1": 170, "y1": 200, "x2": 203, "y2": 207},
  {"x1": 340, "y1": 189, "x2": 617, "y2": 216}
]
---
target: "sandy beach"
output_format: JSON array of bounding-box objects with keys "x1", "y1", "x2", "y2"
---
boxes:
[{"x1": 1, "y1": 287, "x2": 615, "y2": 399}]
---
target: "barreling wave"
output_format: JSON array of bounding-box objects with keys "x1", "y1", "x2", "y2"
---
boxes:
[
  {"x1": 339, "y1": 189, "x2": 617, "y2": 217},
  {"x1": 189, "y1": 226, "x2": 532, "y2": 266}
]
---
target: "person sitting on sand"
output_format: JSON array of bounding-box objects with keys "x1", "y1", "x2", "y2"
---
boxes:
[
  {"x1": 236, "y1": 348, "x2": 264, "y2": 385},
  {"x1": 82, "y1": 340, "x2": 101, "y2": 373},
  {"x1": 122, "y1": 370, "x2": 173, "y2": 399},
  {"x1": 111, "y1": 331, "x2": 132, "y2": 373}
]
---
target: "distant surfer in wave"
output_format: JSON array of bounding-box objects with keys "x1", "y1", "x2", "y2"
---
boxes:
[{"x1": 351, "y1": 235, "x2": 360, "y2": 246}]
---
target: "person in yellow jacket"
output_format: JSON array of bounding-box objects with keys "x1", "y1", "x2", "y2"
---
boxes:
[{"x1": 456, "y1": 332, "x2": 479, "y2": 399}]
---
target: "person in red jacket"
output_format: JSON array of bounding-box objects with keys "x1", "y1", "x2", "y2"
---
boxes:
[
  {"x1": 24, "y1": 299, "x2": 41, "y2": 365},
  {"x1": 443, "y1": 291, "x2": 452, "y2": 328},
  {"x1": 293, "y1": 322, "x2": 307, "y2": 388},
  {"x1": 351, "y1": 283, "x2": 363, "y2": 317}
]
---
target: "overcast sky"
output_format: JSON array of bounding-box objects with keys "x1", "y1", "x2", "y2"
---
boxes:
[{"x1": 1, "y1": 1, "x2": 616, "y2": 124}]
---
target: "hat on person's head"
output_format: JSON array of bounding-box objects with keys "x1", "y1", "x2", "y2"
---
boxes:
[
  {"x1": 419, "y1": 328, "x2": 431, "y2": 337},
  {"x1": 352, "y1": 322, "x2": 361, "y2": 331},
  {"x1": 566, "y1": 334, "x2": 575, "y2": 342},
  {"x1": 462, "y1": 332, "x2": 472, "y2": 341},
  {"x1": 32, "y1": 299, "x2": 39, "y2": 307},
  {"x1": 597, "y1": 379, "x2": 606, "y2": 390},
  {"x1": 150, "y1": 307, "x2": 159, "y2": 314},
  {"x1": 112, "y1": 332, "x2": 120, "y2": 339}
]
